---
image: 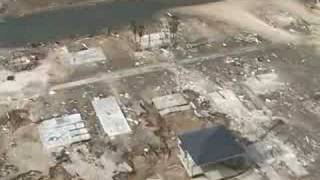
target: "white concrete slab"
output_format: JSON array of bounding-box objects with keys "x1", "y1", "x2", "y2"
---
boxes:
[
  {"x1": 192, "y1": 176, "x2": 208, "y2": 180},
  {"x1": 152, "y1": 93, "x2": 188, "y2": 110},
  {"x1": 140, "y1": 32, "x2": 170, "y2": 49},
  {"x1": 152, "y1": 93, "x2": 191, "y2": 116},
  {"x1": 209, "y1": 89, "x2": 251, "y2": 119},
  {"x1": 91, "y1": 96, "x2": 131, "y2": 136},
  {"x1": 236, "y1": 169, "x2": 265, "y2": 180},
  {"x1": 244, "y1": 73, "x2": 284, "y2": 95},
  {"x1": 71, "y1": 47, "x2": 107, "y2": 65},
  {"x1": 204, "y1": 165, "x2": 238, "y2": 180},
  {"x1": 159, "y1": 104, "x2": 192, "y2": 116}
]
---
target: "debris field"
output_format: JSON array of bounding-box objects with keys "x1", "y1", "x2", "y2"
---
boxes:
[{"x1": 0, "y1": 0, "x2": 320, "y2": 180}]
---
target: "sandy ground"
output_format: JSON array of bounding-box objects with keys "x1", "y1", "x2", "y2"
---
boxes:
[
  {"x1": 175, "y1": 0, "x2": 316, "y2": 44},
  {"x1": 0, "y1": 0, "x2": 320, "y2": 180}
]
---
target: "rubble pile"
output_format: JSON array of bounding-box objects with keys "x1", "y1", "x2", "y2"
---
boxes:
[
  {"x1": 0, "y1": 156, "x2": 19, "y2": 178},
  {"x1": 0, "y1": 52, "x2": 46, "y2": 72},
  {"x1": 48, "y1": 164, "x2": 73, "y2": 180},
  {"x1": 0, "y1": 1, "x2": 319, "y2": 179},
  {"x1": 6, "y1": 109, "x2": 31, "y2": 132},
  {"x1": 233, "y1": 32, "x2": 262, "y2": 44},
  {"x1": 11, "y1": 170, "x2": 43, "y2": 180}
]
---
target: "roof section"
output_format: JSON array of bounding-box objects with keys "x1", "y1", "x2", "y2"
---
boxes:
[
  {"x1": 178, "y1": 126, "x2": 245, "y2": 166},
  {"x1": 39, "y1": 113, "x2": 91, "y2": 149}
]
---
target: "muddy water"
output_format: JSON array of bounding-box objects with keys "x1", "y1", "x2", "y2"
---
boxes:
[{"x1": 0, "y1": 0, "x2": 216, "y2": 47}]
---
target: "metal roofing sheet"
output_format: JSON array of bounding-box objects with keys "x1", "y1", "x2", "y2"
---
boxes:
[{"x1": 39, "y1": 113, "x2": 90, "y2": 149}]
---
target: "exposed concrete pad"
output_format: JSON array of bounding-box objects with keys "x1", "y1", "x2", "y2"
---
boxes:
[
  {"x1": 208, "y1": 89, "x2": 250, "y2": 119},
  {"x1": 192, "y1": 176, "x2": 208, "y2": 180},
  {"x1": 236, "y1": 169, "x2": 265, "y2": 180},
  {"x1": 70, "y1": 47, "x2": 107, "y2": 65},
  {"x1": 140, "y1": 32, "x2": 170, "y2": 49},
  {"x1": 152, "y1": 93, "x2": 188, "y2": 110},
  {"x1": 159, "y1": 104, "x2": 191, "y2": 116},
  {"x1": 92, "y1": 96, "x2": 131, "y2": 136},
  {"x1": 152, "y1": 93, "x2": 191, "y2": 116},
  {"x1": 244, "y1": 73, "x2": 284, "y2": 95},
  {"x1": 204, "y1": 165, "x2": 238, "y2": 180}
]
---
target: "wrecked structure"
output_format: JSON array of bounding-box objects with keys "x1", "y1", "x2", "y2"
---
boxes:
[
  {"x1": 38, "y1": 113, "x2": 91, "y2": 150},
  {"x1": 1, "y1": 0, "x2": 320, "y2": 179},
  {"x1": 177, "y1": 126, "x2": 248, "y2": 179}
]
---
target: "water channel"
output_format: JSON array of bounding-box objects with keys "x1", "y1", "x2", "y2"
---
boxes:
[{"x1": 0, "y1": 0, "x2": 216, "y2": 46}]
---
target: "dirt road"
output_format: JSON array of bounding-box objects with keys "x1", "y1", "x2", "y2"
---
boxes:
[{"x1": 50, "y1": 45, "x2": 262, "y2": 91}]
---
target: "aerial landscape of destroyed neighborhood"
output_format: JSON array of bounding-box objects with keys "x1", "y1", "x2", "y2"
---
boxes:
[{"x1": 1, "y1": 0, "x2": 320, "y2": 179}]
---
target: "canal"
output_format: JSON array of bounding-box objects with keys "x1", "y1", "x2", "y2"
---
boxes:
[{"x1": 0, "y1": 0, "x2": 216, "y2": 47}]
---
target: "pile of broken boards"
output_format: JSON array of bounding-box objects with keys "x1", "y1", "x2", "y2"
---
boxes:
[{"x1": 0, "y1": 51, "x2": 46, "y2": 72}]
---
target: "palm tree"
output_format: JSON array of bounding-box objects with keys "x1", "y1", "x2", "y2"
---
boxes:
[
  {"x1": 137, "y1": 25, "x2": 145, "y2": 43},
  {"x1": 168, "y1": 16, "x2": 179, "y2": 44},
  {"x1": 130, "y1": 20, "x2": 137, "y2": 42}
]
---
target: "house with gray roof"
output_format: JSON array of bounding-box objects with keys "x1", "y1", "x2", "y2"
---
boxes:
[{"x1": 177, "y1": 126, "x2": 249, "y2": 179}]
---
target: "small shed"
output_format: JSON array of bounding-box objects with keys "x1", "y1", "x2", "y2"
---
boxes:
[
  {"x1": 91, "y1": 96, "x2": 131, "y2": 136},
  {"x1": 177, "y1": 126, "x2": 247, "y2": 179}
]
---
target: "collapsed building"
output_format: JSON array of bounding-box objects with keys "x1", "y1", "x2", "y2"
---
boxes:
[{"x1": 38, "y1": 113, "x2": 91, "y2": 150}]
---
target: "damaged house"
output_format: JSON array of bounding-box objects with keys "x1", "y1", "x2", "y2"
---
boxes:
[
  {"x1": 38, "y1": 113, "x2": 91, "y2": 150},
  {"x1": 177, "y1": 126, "x2": 249, "y2": 180}
]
